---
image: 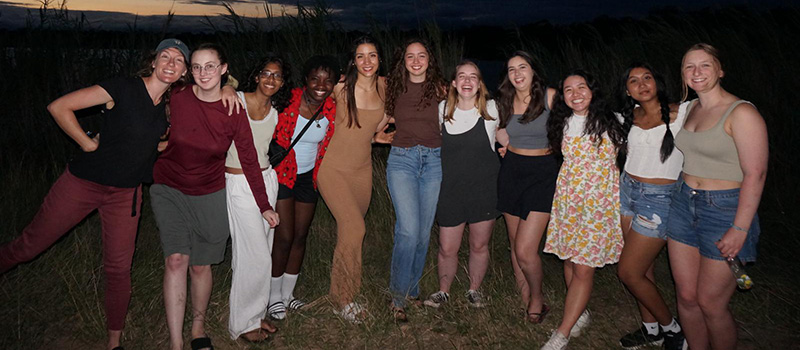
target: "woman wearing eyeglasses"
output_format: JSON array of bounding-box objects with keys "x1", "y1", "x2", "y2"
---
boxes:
[
  {"x1": 150, "y1": 43, "x2": 277, "y2": 350},
  {"x1": 268, "y1": 55, "x2": 339, "y2": 320},
  {"x1": 224, "y1": 54, "x2": 291, "y2": 342}
]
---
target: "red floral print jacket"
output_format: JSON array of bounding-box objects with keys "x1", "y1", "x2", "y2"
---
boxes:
[{"x1": 273, "y1": 88, "x2": 336, "y2": 189}]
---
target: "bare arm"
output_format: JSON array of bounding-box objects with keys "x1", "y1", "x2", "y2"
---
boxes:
[
  {"x1": 47, "y1": 85, "x2": 113, "y2": 152},
  {"x1": 715, "y1": 103, "x2": 768, "y2": 258},
  {"x1": 373, "y1": 113, "x2": 395, "y2": 144}
]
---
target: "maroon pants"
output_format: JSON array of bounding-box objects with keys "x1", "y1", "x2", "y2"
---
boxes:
[{"x1": 0, "y1": 169, "x2": 141, "y2": 331}]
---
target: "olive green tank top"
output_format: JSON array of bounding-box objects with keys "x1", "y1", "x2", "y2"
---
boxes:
[{"x1": 675, "y1": 99, "x2": 752, "y2": 182}]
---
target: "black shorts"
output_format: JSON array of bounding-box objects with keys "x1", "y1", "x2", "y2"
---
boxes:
[
  {"x1": 277, "y1": 170, "x2": 318, "y2": 203},
  {"x1": 497, "y1": 152, "x2": 559, "y2": 219}
]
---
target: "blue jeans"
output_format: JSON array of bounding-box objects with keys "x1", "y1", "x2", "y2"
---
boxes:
[{"x1": 387, "y1": 145, "x2": 442, "y2": 307}]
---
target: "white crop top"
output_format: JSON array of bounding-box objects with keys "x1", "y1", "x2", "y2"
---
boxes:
[
  {"x1": 439, "y1": 100, "x2": 499, "y2": 151},
  {"x1": 623, "y1": 102, "x2": 688, "y2": 180}
]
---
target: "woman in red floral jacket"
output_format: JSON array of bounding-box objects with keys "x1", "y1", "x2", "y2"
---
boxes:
[{"x1": 267, "y1": 55, "x2": 340, "y2": 319}]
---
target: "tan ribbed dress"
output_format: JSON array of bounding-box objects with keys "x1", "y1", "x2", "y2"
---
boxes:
[{"x1": 318, "y1": 87, "x2": 385, "y2": 308}]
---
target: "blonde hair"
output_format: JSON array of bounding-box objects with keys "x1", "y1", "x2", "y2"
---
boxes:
[
  {"x1": 443, "y1": 60, "x2": 493, "y2": 123},
  {"x1": 681, "y1": 43, "x2": 723, "y2": 101}
]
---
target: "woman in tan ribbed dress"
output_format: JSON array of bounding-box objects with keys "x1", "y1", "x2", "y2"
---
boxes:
[{"x1": 317, "y1": 36, "x2": 394, "y2": 323}]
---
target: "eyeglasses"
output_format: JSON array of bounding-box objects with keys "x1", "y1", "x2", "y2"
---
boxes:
[
  {"x1": 191, "y1": 63, "x2": 222, "y2": 74},
  {"x1": 259, "y1": 70, "x2": 283, "y2": 81}
]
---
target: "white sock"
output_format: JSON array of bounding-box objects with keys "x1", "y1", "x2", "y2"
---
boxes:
[
  {"x1": 660, "y1": 318, "x2": 681, "y2": 333},
  {"x1": 282, "y1": 273, "x2": 299, "y2": 303},
  {"x1": 644, "y1": 321, "x2": 660, "y2": 335},
  {"x1": 269, "y1": 275, "x2": 283, "y2": 305}
]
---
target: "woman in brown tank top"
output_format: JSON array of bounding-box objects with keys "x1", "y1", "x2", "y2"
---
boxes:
[
  {"x1": 317, "y1": 36, "x2": 394, "y2": 323},
  {"x1": 667, "y1": 43, "x2": 767, "y2": 350}
]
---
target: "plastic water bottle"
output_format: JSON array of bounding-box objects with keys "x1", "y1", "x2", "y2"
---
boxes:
[{"x1": 727, "y1": 257, "x2": 753, "y2": 290}]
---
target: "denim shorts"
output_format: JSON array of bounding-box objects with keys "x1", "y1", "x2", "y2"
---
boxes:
[
  {"x1": 619, "y1": 172, "x2": 676, "y2": 239},
  {"x1": 666, "y1": 180, "x2": 760, "y2": 262}
]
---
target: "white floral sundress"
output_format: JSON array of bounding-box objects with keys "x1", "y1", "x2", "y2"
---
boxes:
[{"x1": 544, "y1": 114, "x2": 623, "y2": 267}]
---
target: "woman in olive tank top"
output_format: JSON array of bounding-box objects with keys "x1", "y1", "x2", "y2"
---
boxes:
[{"x1": 667, "y1": 43, "x2": 767, "y2": 350}]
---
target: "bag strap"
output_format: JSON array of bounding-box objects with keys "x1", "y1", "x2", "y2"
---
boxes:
[{"x1": 286, "y1": 102, "x2": 325, "y2": 152}]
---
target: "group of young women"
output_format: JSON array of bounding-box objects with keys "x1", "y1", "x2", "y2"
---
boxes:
[{"x1": 0, "y1": 35, "x2": 766, "y2": 350}]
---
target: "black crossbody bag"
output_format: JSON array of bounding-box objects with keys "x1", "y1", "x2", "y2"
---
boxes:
[{"x1": 268, "y1": 103, "x2": 325, "y2": 168}]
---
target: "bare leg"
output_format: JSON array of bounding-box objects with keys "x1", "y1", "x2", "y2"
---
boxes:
[
  {"x1": 285, "y1": 201, "x2": 317, "y2": 274},
  {"x1": 107, "y1": 330, "x2": 122, "y2": 350},
  {"x1": 504, "y1": 213, "x2": 530, "y2": 306},
  {"x1": 164, "y1": 254, "x2": 190, "y2": 350},
  {"x1": 189, "y1": 265, "x2": 213, "y2": 346},
  {"x1": 466, "y1": 220, "x2": 495, "y2": 290},
  {"x1": 618, "y1": 215, "x2": 672, "y2": 324},
  {"x1": 437, "y1": 223, "x2": 466, "y2": 293},
  {"x1": 697, "y1": 257, "x2": 738, "y2": 350},
  {"x1": 272, "y1": 197, "x2": 295, "y2": 277},
  {"x1": 668, "y1": 239, "x2": 708, "y2": 350},
  {"x1": 556, "y1": 262, "x2": 595, "y2": 337},
  {"x1": 514, "y1": 211, "x2": 549, "y2": 315}
]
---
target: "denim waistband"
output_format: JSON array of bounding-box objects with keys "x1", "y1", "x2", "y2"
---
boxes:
[
  {"x1": 622, "y1": 172, "x2": 678, "y2": 190},
  {"x1": 677, "y1": 178, "x2": 741, "y2": 199}
]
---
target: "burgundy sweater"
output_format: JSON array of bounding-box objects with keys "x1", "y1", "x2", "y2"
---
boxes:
[{"x1": 154, "y1": 85, "x2": 272, "y2": 212}]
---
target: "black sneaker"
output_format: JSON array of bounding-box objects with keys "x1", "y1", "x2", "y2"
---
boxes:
[
  {"x1": 662, "y1": 328, "x2": 688, "y2": 350},
  {"x1": 619, "y1": 325, "x2": 664, "y2": 349}
]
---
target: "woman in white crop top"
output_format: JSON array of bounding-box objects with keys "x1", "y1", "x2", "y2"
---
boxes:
[{"x1": 615, "y1": 63, "x2": 687, "y2": 350}]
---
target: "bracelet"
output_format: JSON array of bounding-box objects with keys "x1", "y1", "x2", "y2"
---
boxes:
[{"x1": 731, "y1": 223, "x2": 748, "y2": 232}]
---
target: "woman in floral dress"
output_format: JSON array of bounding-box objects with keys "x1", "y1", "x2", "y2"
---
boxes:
[{"x1": 541, "y1": 70, "x2": 626, "y2": 350}]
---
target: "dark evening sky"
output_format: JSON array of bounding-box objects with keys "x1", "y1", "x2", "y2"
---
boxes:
[{"x1": 0, "y1": 0, "x2": 792, "y2": 32}]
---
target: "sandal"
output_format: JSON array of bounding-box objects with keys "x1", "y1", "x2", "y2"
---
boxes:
[
  {"x1": 190, "y1": 337, "x2": 214, "y2": 350},
  {"x1": 527, "y1": 304, "x2": 550, "y2": 324},
  {"x1": 267, "y1": 301, "x2": 286, "y2": 320},
  {"x1": 287, "y1": 298, "x2": 306, "y2": 311},
  {"x1": 238, "y1": 328, "x2": 270, "y2": 343},
  {"x1": 391, "y1": 306, "x2": 408, "y2": 323},
  {"x1": 334, "y1": 302, "x2": 366, "y2": 324}
]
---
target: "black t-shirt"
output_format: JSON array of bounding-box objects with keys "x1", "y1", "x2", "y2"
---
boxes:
[{"x1": 69, "y1": 77, "x2": 169, "y2": 188}]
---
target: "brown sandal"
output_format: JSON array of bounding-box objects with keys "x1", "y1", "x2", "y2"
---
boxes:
[
  {"x1": 391, "y1": 306, "x2": 408, "y2": 323},
  {"x1": 527, "y1": 304, "x2": 550, "y2": 324}
]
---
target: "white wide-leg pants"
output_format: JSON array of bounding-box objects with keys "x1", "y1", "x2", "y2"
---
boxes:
[{"x1": 225, "y1": 169, "x2": 279, "y2": 339}]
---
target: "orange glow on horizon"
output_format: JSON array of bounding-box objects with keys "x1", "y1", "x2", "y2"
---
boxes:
[{"x1": 11, "y1": 0, "x2": 297, "y2": 17}]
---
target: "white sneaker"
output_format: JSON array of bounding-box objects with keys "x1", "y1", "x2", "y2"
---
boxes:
[
  {"x1": 569, "y1": 309, "x2": 591, "y2": 338},
  {"x1": 541, "y1": 330, "x2": 569, "y2": 350},
  {"x1": 423, "y1": 291, "x2": 450, "y2": 308},
  {"x1": 334, "y1": 302, "x2": 366, "y2": 324}
]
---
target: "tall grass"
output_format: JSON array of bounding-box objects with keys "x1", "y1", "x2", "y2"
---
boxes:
[{"x1": 1, "y1": 2, "x2": 798, "y2": 349}]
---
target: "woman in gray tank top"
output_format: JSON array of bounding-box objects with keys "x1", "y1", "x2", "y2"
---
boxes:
[
  {"x1": 495, "y1": 51, "x2": 558, "y2": 325},
  {"x1": 667, "y1": 43, "x2": 767, "y2": 350}
]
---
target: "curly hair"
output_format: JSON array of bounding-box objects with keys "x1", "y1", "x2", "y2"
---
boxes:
[
  {"x1": 343, "y1": 35, "x2": 383, "y2": 128},
  {"x1": 547, "y1": 70, "x2": 625, "y2": 155},
  {"x1": 496, "y1": 50, "x2": 546, "y2": 128},
  {"x1": 617, "y1": 62, "x2": 675, "y2": 163},
  {"x1": 239, "y1": 54, "x2": 292, "y2": 113},
  {"x1": 301, "y1": 55, "x2": 341, "y2": 84},
  {"x1": 385, "y1": 38, "x2": 446, "y2": 117}
]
